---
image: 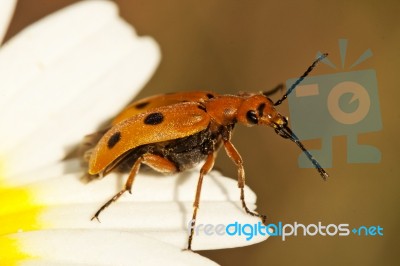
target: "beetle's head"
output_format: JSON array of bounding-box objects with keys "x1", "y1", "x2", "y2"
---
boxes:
[
  {"x1": 237, "y1": 93, "x2": 328, "y2": 180},
  {"x1": 237, "y1": 94, "x2": 288, "y2": 128},
  {"x1": 235, "y1": 53, "x2": 329, "y2": 180}
]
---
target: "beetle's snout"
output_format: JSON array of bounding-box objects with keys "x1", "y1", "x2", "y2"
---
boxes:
[
  {"x1": 268, "y1": 114, "x2": 287, "y2": 129},
  {"x1": 258, "y1": 111, "x2": 288, "y2": 129}
]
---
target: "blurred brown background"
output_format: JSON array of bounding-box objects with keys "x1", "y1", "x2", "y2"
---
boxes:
[{"x1": 5, "y1": 0, "x2": 399, "y2": 265}]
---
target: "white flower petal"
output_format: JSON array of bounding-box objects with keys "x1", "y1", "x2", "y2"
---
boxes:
[
  {"x1": 1, "y1": 230, "x2": 218, "y2": 265},
  {"x1": 3, "y1": 159, "x2": 80, "y2": 187},
  {"x1": 0, "y1": 0, "x2": 16, "y2": 44},
  {"x1": 1, "y1": 161, "x2": 268, "y2": 250},
  {"x1": 24, "y1": 201, "x2": 266, "y2": 250},
  {"x1": 7, "y1": 162, "x2": 255, "y2": 205},
  {"x1": 0, "y1": 0, "x2": 160, "y2": 178}
]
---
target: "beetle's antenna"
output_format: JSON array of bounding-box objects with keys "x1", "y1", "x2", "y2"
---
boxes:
[
  {"x1": 274, "y1": 53, "x2": 328, "y2": 106},
  {"x1": 275, "y1": 124, "x2": 329, "y2": 180}
]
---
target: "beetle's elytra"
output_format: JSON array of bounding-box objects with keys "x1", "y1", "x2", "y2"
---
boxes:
[{"x1": 82, "y1": 54, "x2": 329, "y2": 250}]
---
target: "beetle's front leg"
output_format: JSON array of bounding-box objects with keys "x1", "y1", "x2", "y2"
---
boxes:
[{"x1": 222, "y1": 131, "x2": 267, "y2": 224}]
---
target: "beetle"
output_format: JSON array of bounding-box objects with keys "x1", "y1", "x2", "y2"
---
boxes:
[{"x1": 82, "y1": 54, "x2": 329, "y2": 250}]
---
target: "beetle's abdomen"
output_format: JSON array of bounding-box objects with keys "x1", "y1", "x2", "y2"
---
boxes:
[
  {"x1": 162, "y1": 127, "x2": 221, "y2": 171},
  {"x1": 114, "y1": 127, "x2": 222, "y2": 173}
]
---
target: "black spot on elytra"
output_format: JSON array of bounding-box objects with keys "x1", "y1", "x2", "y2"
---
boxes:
[
  {"x1": 206, "y1": 93, "x2": 214, "y2": 99},
  {"x1": 257, "y1": 103, "x2": 266, "y2": 117},
  {"x1": 135, "y1": 101, "x2": 150, "y2": 109},
  {"x1": 197, "y1": 105, "x2": 207, "y2": 112},
  {"x1": 246, "y1": 110, "x2": 258, "y2": 124},
  {"x1": 108, "y1": 131, "x2": 121, "y2": 149},
  {"x1": 144, "y1": 112, "x2": 164, "y2": 125}
]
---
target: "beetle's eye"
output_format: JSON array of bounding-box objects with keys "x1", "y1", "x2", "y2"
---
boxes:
[{"x1": 246, "y1": 110, "x2": 258, "y2": 124}]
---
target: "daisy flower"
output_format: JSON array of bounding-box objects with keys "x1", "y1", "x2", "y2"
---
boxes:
[{"x1": 0, "y1": 1, "x2": 268, "y2": 265}]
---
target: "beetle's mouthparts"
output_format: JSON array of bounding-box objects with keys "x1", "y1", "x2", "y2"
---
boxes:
[{"x1": 275, "y1": 125, "x2": 329, "y2": 180}]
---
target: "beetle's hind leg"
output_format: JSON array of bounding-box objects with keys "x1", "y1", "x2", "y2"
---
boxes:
[
  {"x1": 187, "y1": 152, "x2": 216, "y2": 250},
  {"x1": 91, "y1": 156, "x2": 142, "y2": 221},
  {"x1": 91, "y1": 153, "x2": 177, "y2": 221},
  {"x1": 223, "y1": 138, "x2": 267, "y2": 224}
]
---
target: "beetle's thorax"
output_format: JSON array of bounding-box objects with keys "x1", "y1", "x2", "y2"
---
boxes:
[
  {"x1": 204, "y1": 95, "x2": 243, "y2": 126},
  {"x1": 204, "y1": 94, "x2": 284, "y2": 128}
]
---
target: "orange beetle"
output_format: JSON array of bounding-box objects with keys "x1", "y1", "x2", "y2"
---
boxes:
[{"x1": 83, "y1": 54, "x2": 328, "y2": 250}]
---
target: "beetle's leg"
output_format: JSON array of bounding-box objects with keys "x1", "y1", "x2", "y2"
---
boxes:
[
  {"x1": 140, "y1": 153, "x2": 178, "y2": 174},
  {"x1": 262, "y1": 83, "x2": 284, "y2": 97},
  {"x1": 91, "y1": 154, "x2": 177, "y2": 221},
  {"x1": 188, "y1": 152, "x2": 215, "y2": 250},
  {"x1": 91, "y1": 156, "x2": 143, "y2": 221},
  {"x1": 223, "y1": 139, "x2": 267, "y2": 224}
]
